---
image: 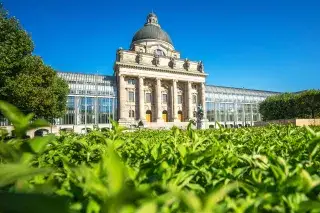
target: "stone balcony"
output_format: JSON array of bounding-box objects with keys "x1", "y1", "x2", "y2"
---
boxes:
[{"x1": 116, "y1": 49, "x2": 205, "y2": 74}]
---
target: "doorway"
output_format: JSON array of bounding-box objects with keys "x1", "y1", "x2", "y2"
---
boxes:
[
  {"x1": 146, "y1": 110, "x2": 152, "y2": 122},
  {"x1": 178, "y1": 111, "x2": 183, "y2": 122},
  {"x1": 162, "y1": 110, "x2": 168, "y2": 122}
]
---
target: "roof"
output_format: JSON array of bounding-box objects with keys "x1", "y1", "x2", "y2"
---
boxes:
[
  {"x1": 57, "y1": 72, "x2": 115, "y2": 84},
  {"x1": 132, "y1": 25, "x2": 173, "y2": 45},
  {"x1": 205, "y1": 84, "x2": 280, "y2": 97},
  {"x1": 131, "y1": 13, "x2": 173, "y2": 45}
]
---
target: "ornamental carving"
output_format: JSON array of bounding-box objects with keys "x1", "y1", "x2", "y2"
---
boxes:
[
  {"x1": 144, "y1": 80, "x2": 155, "y2": 90},
  {"x1": 161, "y1": 81, "x2": 170, "y2": 90},
  {"x1": 177, "y1": 83, "x2": 185, "y2": 91},
  {"x1": 197, "y1": 61, "x2": 204, "y2": 72},
  {"x1": 169, "y1": 57, "x2": 176, "y2": 69},
  {"x1": 183, "y1": 58, "x2": 190, "y2": 71}
]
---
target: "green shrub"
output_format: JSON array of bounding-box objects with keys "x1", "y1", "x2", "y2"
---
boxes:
[
  {"x1": 259, "y1": 89, "x2": 320, "y2": 120},
  {"x1": 1, "y1": 100, "x2": 320, "y2": 212}
]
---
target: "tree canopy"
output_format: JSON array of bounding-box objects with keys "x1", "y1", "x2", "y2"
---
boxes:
[
  {"x1": 0, "y1": 3, "x2": 69, "y2": 120},
  {"x1": 259, "y1": 90, "x2": 320, "y2": 121}
]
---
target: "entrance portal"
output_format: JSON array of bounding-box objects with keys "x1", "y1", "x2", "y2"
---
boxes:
[
  {"x1": 146, "y1": 110, "x2": 152, "y2": 122},
  {"x1": 162, "y1": 110, "x2": 168, "y2": 122},
  {"x1": 178, "y1": 111, "x2": 183, "y2": 122}
]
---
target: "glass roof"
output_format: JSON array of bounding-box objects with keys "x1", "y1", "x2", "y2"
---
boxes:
[
  {"x1": 58, "y1": 72, "x2": 115, "y2": 84},
  {"x1": 205, "y1": 85, "x2": 280, "y2": 97}
]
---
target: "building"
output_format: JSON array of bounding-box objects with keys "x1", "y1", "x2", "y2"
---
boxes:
[
  {"x1": 56, "y1": 13, "x2": 277, "y2": 130},
  {"x1": 114, "y1": 13, "x2": 207, "y2": 128},
  {"x1": 0, "y1": 13, "x2": 278, "y2": 133}
]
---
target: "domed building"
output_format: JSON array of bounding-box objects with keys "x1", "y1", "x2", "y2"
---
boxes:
[
  {"x1": 114, "y1": 13, "x2": 208, "y2": 127},
  {"x1": 1, "y1": 13, "x2": 279, "y2": 134}
]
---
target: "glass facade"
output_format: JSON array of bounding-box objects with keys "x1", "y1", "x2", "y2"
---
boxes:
[
  {"x1": 56, "y1": 72, "x2": 117, "y2": 126},
  {"x1": 205, "y1": 85, "x2": 278, "y2": 127},
  {"x1": 0, "y1": 73, "x2": 278, "y2": 128}
]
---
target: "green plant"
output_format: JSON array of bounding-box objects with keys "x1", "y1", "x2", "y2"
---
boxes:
[{"x1": 1, "y1": 101, "x2": 320, "y2": 212}]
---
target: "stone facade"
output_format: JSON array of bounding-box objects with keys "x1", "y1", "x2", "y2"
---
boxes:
[{"x1": 114, "y1": 13, "x2": 207, "y2": 127}]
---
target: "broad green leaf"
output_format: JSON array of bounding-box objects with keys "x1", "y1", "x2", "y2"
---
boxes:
[
  {"x1": 0, "y1": 164, "x2": 51, "y2": 187},
  {"x1": 136, "y1": 202, "x2": 157, "y2": 213}
]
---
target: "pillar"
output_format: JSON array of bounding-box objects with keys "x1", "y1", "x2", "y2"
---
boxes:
[
  {"x1": 234, "y1": 102, "x2": 238, "y2": 124},
  {"x1": 187, "y1": 81, "x2": 193, "y2": 120},
  {"x1": 156, "y1": 78, "x2": 162, "y2": 122},
  {"x1": 250, "y1": 104, "x2": 253, "y2": 126},
  {"x1": 200, "y1": 82, "x2": 206, "y2": 119},
  {"x1": 172, "y1": 80, "x2": 178, "y2": 122},
  {"x1": 118, "y1": 74, "x2": 126, "y2": 122},
  {"x1": 139, "y1": 76, "x2": 145, "y2": 121},
  {"x1": 242, "y1": 104, "x2": 245, "y2": 126}
]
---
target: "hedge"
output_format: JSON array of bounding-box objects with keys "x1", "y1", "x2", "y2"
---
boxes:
[{"x1": 259, "y1": 89, "x2": 320, "y2": 121}]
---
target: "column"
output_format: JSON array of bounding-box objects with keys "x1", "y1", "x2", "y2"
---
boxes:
[
  {"x1": 224, "y1": 103, "x2": 227, "y2": 126},
  {"x1": 156, "y1": 78, "x2": 162, "y2": 122},
  {"x1": 172, "y1": 80, "x2": 178, "y2": 122},
  {"x1": 234, "y1": 102, "x2": 238, "y2": 125},
  {"x1": 250, "y1": 104, "x2": 254, "y2": 126},
  {"x1": 75, "y1": 96, "x2": 80, "y2": 125},
  {"x1": 118, "y1": 74, "x2": 126, "y2": 122},
  {"x1": 139, "y1": 76, "x2": 145, "y2": 121},
  {"x1": 200, "y1": 82, "x2": 206, "y2": 119},
  {"x1": 187, "y1": 81, "x2": 193, "y2": 120},
  {"x1": 242, "y1": 104, "x2": 245, "y2": 126}
]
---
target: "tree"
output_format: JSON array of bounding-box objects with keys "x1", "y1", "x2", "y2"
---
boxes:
[
  {"x1": 259, "y1": 90, "x2": 320, "y2": 121},
  {"x1": 0, "y1": 3, "x2": 69, "y2": 120},
  {"x1": 296, "y1": 90, "x2": 320, "y2": 119}
]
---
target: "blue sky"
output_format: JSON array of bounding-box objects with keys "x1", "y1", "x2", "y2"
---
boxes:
[{"x1": 3, "y1": 0, "x2": 320, "y2": 92}]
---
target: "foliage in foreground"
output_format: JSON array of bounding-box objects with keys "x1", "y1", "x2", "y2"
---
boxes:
[{"x1": 1, "y1": 101, "x2": 320, "y2": 212}]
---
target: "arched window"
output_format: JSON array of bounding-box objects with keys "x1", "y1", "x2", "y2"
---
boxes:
[
  {"x1": 129, "y1": 110, "x2": 135, "y2": 118},
  {"x1": 154, "y1": 49, "x2": 165, "y2": 56}
]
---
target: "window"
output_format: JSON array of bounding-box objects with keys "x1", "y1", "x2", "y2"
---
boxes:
[
  {"x1": 162, "y1": 93, "x2": 168, "y2": 103},
  {"x1": 128, "y1": 79, "x2": 136, "y2": 85},
  {"x1": 192, "y1": 84, "x2": 197, "y2": 90},
  {"x1": 128, "y1": 91, "x2": 135, "y2": 102},
  {"x1": 145, "y1": 92, "x2": 152, "y2": 103},
  {"x1": 154, "y1": 49, "x2": 165, "y2": 56},
  {"x1": 178, "y1": 95, "x2": 182, "y2": 104},
  {"x1": 129, "y1": 110, "x2": 135, "y2": 118},
  {"x1": 192, "y1": 94, "x2": 197, "y2": 104}
]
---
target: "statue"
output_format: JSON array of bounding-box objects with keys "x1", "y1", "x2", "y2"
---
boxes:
[
  {"x1": 136, "y1": 53, "x2": 143, "y2": 64},
  {"x1": 198, "y1": 61, "x2": 204, "y2": 72},
  {"x1": 117, "y1": 49, "x2": 123, "y2": 62},
  {"x1": 196, "y1": 104, "x2": 204, "y2": 129},
  {"x1": 169, "y1": 57, "x2": 176, "y2": 68},
  {"x1": 153, "y1": 54, "x2": 160, "y2": 66},
  {"x1": 184, "y1": 58, "x2": 190, "y2": 71}
]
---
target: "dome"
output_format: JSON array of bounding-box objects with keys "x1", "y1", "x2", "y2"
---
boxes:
[{"x1": 131, "y1": 13, "x2": 173, "y2": 45}]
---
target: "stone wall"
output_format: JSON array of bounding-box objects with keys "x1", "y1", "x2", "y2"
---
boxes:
[{"x1": 254, "y1": 119, "x2": 320, "y2": 127}]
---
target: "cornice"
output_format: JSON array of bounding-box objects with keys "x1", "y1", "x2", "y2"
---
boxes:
[{"x1": 115, "y1": 62, "x2": 208, "y2": 77}]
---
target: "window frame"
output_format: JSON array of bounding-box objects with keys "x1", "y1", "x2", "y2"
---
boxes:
[
  {"x1": 145, "y1": 92, "x2": 152, "y2": 103},
  {"x1": 177, "y1": 94, "x2": 182, "y2": 104},
  {"x1": 162, "y1": 93, "x2": 168, "y2": 104},
  {"x1": 128, "y1": 91, "x2": 135, "y2": 102},
  {"x1": 192, "y1": 94, "x2": 197, "y2": 104}
]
